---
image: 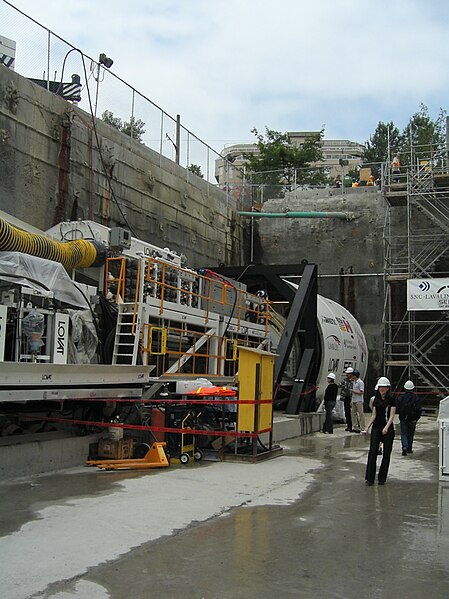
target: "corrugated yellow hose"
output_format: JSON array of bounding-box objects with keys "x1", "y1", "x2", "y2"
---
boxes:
[{"x1": 0, "y1": 218, "x2": 106, "y2": 270}]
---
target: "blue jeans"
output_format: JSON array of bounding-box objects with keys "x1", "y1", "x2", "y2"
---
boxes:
[{"x1": 400, "y1": 420, "x2": 417, "y2": 451}]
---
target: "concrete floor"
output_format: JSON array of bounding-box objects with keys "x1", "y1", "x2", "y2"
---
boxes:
[{"x1": 0, "y1": 417, "x2": 447, "y2": 599}]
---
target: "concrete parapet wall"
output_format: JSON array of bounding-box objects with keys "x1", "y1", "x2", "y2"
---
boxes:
[
  {"x1": 272, "y1": 413, "x2": 324, "y2": 441},
  {"x1": 0, "y1": 432, "x2": 100, "y2": 479},
  {"x1": 256, "y1": 188, "x2": 385, "y2": 274}
]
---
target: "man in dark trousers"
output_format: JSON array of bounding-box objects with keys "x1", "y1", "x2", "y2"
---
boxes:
[
  {"x1": 322, "y1": 373, "x2": 338, "y2": 434},
  {"x1": 340, "y1": 367, "x2": 354, "y2": 431},
  {"x1": 396, "y1": 380, "x2": 422, "y2": 455}
]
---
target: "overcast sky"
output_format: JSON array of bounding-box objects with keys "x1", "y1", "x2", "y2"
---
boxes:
[{"x1": 3, "y1": 0, "x2": 449, "y2": 157}]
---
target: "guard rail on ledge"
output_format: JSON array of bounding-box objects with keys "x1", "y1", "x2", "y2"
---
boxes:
[{"x1": 238, "y1": 211, "x2": 355, "y2": 220}]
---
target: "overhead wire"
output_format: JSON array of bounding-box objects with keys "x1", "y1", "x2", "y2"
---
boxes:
[{"x1": 56, "y1": 47, "x2": 137, "y2": 237}]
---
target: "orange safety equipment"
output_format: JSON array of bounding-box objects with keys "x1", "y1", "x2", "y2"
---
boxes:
[
  {"x1": 190, "y1": 386, "x2": 236, "y2": 396},
  {"x1": 391, "y1": 156, "x2": 401, "y2": 169}
]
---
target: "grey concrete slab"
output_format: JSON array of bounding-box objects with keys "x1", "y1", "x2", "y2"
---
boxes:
[{"x1": 0, "y1": 418, "x2": 447, "y2": 599}]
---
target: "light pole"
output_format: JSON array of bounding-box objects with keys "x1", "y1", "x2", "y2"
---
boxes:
[
  {"x1": 94, "y1": 52, "x2": 113, "y2": 117},
  {"x1": 339, "y1": 156, "x2": 348, "y2": 196}
]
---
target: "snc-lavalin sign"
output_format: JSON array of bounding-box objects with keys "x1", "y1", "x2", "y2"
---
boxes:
[{"x1": 407, "y1": 278, "x2": 449, "y2": 311}]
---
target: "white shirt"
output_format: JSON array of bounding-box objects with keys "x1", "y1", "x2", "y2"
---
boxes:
[{"x1": 351, "y1": 378, "x2": 365, "y2": 403}]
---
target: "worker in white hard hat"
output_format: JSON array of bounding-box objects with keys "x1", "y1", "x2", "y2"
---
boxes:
[
  {"x1": 396, "y1": 381, "x2": 422, "y2": 456},
  {"x1": 340, "y1": 367, "x2": 354, "y2": 432},
  {"x1": 322, "y1": 373, "x2": 338, "y2": 434},
  {"x1": 362, "y1": 377, "x2": 397, "y2": 486},
  {"x1": 350, "y1": 369, "x2": 365, "y2": 433},
  {"x1": 391, "y1": 154, "x2": 401, "y2": 183},
  {"x1": 368, "y1": 383, "x2": 382, "y2": 456}
]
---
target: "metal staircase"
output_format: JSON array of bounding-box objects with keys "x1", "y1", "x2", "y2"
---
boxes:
[{"x1": 383, "y1": 144, "x2": 449, "y2": 397}]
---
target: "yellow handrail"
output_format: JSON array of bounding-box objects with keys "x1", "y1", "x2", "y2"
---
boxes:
[
  {"x1": 131, "y1": 258, "x2": 141, "y2": 334},
  {"x1": 104, "y1": 257, "x2": 126, "y2": 303},
  {"x1": 106, "y1": 255, "x2": 272, "y2": 332}
]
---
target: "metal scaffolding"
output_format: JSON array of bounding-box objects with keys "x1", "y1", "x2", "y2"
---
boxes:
[{"x1": 383, "y1": 143, "x2": 449, "y2": 397}]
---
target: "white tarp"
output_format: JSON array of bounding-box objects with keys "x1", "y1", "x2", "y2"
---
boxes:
[
  {"x1": 0, "y1": 251, "x2": 89, "y2": 309},
  {"x1": 407, "y1": 278, "x2": 449, "y2": 311}
]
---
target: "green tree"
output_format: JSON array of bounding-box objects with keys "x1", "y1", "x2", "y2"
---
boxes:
[
  {"x1": 101, "y1": 110, "x2": 146, "y2": 143},
  {"x1": 187, "y1": 164, "x2": 204, "y2": 178},
  {"x1": 399, "y1": 104, "x2": 446, "y2": 165},
  {"x1": 362, "y1": 106, "x2": 447, "y2": 172},
  {"x1": 244, "y1": 127, "x2": 325, "y2": 198},
  {"x1": 362, "y1": 121, "x2": 401, "y2": 177}
]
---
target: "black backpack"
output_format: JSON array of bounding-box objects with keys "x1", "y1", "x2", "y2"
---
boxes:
[{"x1": 401, "y1": 394, "x2": 421, "y2": 421}]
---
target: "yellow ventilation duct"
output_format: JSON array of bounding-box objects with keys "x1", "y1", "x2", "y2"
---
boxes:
[{"x1": 0, "y1": 218, "x2": 107, "y2": 270}]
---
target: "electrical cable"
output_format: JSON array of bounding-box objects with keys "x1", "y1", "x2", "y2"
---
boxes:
[
  {"x1": 71, "y1": 280, "x2": 103, "y2": 361},
  {"x1": 197, "y1": 268, "x2": 238, "y2": 342},
  {"x1": 0, "y1": 272, "x2": 51, "y2": 293},
  {"x1": 78, "y1": 52, "x2": 137, "y2": 237},
  {"x1": 257, "y1": 436, "x2": 269, "y2": 452},
  {"x1": 53, "y1": 47, "x2": 137, "y2": 236},
  {"x1": 221, "y1": 285, "x2": 238, "y2": 342},
  {"x1": 236, "y1": 262, "x2": 255, "y2": 282},
  {"x1": 54, "y1": 47, "x2": 78, "y2": 96}
]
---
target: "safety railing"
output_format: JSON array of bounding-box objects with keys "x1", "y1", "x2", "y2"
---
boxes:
[
  {"x1": 104, "y1": 255, "x2": 273, "y2": 334},
  {"x1": 143, "y1": 257, "x2": 272, "y2": 333},
  {"x1": 140, "y1": 324, "x2": 251, "y2": 378},
  {"x1": 234, "y1": 162, "x2": 384, "y2": 206}
]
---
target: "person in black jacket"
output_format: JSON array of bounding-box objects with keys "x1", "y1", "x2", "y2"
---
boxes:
[
  {"x1": 322, "y1": 373, "x2": 338, "y2": 434},
  {"x1": 362, "y1": 377, "x2": 397, "y2": 486},
  {"x1": 396, "y1": 380, "x2": 422, "y2": 455},
  {"x1": 340, "y1": 367, "x2": 353, "y2": 431}
]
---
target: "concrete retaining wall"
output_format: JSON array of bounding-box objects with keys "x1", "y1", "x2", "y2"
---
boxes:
[
  {"x1": 0, "y1": 64, "x2": 242, "y2": 266},
  {"x1": 254, "y1": 188, "x2": 398, "y2": 392}
]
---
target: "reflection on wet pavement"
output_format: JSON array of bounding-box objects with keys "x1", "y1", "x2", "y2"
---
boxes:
[{"x1": 0, "y1": 419, "x2": 447, "y2": 599}]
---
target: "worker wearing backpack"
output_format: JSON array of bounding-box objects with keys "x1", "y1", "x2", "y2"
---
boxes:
[{"x1": 396, "y1": 381, "x2": 422, "y2": 456}]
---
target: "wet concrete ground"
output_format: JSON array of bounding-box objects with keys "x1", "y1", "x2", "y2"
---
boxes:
[{"x1": 0, "y1": 417, "x2": 448, "y2": 599}]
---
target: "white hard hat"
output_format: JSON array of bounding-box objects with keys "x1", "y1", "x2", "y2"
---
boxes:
[
  {"x1": 376, "y1": 377, "x2": 391, "y2": 387},
  {"x1": 404, "y1": 380, "x2": 415, "y2": 390},
  {"x1": 345, "y1": 367, "x2": 354, "y2": 374},
  {"x1": 327, "y1": 372, "x2": 336, "y2": 380}
]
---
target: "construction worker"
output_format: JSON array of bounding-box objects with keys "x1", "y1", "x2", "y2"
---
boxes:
[
  {"x1": 322, "y1": 373, "x2": 338, "y2": 434},
  {"x1": 350, "y1": 369, "x2": 365, "y2": 433},
  {"x1": 340, "y1": 368, "x2": 353, "y2": 431},
  {"x1": 391, "y1": 155, "x2": 401, "y2": 183},
  {"x1": 396, "y1": 380, "x2": 422, "y2": 455}
]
